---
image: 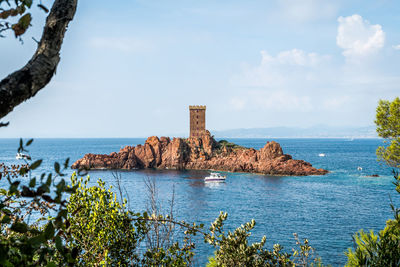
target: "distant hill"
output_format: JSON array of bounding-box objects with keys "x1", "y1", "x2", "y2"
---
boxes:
[{"x1": 211, "y1": 125, "x2": 377, "y2": 138}]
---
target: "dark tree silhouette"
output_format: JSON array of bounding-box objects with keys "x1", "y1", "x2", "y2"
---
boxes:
[{"x1": 0, "y1": 0, "x2": 78, "y2": 121}]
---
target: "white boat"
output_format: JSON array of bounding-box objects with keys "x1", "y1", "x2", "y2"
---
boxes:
[
  {"x1": 357, "y1": 166, "x2": 362, "y2": 171},
  {"x1": 319, "y1": 153, "x2": 326, "y2": 157},
  {"x1": 16, "y1": 153, "x2": 31, "y2": 160},
  {"x1": 205, "y1": 172, "x2": 226, "y2": 182}
]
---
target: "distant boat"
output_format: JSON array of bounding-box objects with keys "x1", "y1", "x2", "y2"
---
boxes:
[
  {"x1": 205, "y1": 172, "x2": 226, "y2": 182},
  {"x1": 357, "y1": 166, "x2": 362, "y2": 171},
  {"x1": 16, "y1": 152, "x2": 31, "y2": 160},
  {"x1": 319, "y1": 153, "x2": 326, "y2": 157}
]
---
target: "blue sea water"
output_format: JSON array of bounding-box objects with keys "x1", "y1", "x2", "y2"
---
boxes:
[{"x1": 0, "y1": 138, "x2": 397, "y2": 266}]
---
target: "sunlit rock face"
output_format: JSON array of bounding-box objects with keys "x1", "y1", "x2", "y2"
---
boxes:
[{"x1": 72, "y1": 131, "x2": 328, "y2": 176}]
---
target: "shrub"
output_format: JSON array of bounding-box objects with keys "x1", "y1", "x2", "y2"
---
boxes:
[
  {"x1": 0, "y1": 139, "x2": 77, "y2": 266},
  {"x1": 205, "y1": 212, "x2": 324, "y2": 267},
  {"x1": 345, "y1": 171, "x2": 400, "y2": 266},
  {"x1": 67, "y1": 174, "x2": 140, "y2": 265}
]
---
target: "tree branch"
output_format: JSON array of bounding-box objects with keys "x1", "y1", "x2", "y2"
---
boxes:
[
  {"x1": 0, "y1": 0, "x2": 78, "y2": 120},
  {"x1": 0, "y1": 121, "x2": 9, "y2": 127}
]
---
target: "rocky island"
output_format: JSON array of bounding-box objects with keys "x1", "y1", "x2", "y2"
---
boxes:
[{"x1": 71, "y1": 131, "x2": 328, "y2": 176}]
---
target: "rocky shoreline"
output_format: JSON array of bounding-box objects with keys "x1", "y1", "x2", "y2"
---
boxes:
[{"x1": 72, "y1": 131, "x2": 328, "y2": 176}]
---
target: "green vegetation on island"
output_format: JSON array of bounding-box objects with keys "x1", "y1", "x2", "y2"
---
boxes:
[{"x1": 217, "y1": 139, "x2": 245, "y2": 150}]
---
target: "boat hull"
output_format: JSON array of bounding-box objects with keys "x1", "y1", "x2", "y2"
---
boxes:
[{"x1": 204, "y1": 178, "x2": 226, "y2": 182}]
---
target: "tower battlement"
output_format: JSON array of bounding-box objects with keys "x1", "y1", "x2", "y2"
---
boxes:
[
  {"x1": 189, "y1": 105, "x2": 206, "y2": 137},
  {"x1": 189, "y1": 105, "x2": 206, "y2": 110}
]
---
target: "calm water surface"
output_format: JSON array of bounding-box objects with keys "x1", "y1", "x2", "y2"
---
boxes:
[{"x1": 0, "y1": 138, "x2": 396, "y2": 266}]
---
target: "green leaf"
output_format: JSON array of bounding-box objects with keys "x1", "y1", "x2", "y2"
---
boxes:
[
  {"x1": 21, "y1": 186, "x2": 35, "y2": 197},
  {"x1": 19, "y1": 13, "x2": 31, "y2": 29},
  {"x1": 77, "y1": 168, "x2": 88, "y2": 176},
  {"x1": 26, "y1": 138, "x2": 33, "y2": 146},
  {"x1": 18, "y1": 138, "x2": 23, "y2": 153},
  {"x1": 37, "y1": 184, "x2": 49, "y2": 195},
  {"x1": 56, "y1": 179, "x2": 65, "y2": 192},
  {"x1": 46, "y1": 173, "x2": 52, "y2": 186},
  {"x1": 30, "y1": 159, "x2": 42, "y2": 170},
  {"x1": 58, "y1": 209, "x2": 68, "y2": 219},
  {"x1": 29, "y1": 228, "x2": 41, "y2": 235},
  {"x1": 44, "y1": 222, "x2": 55, "y2": 240},
  {"x1": 55, "y1": 235, "x2": 62, "y2": 252},
  {"x1": 11, "y1": 222, "x2": 28, "y2": 233},
  {"x1": 23, "y1": 0, "x2": 33, "y2": 8},
  {"x1": 2, "y1": 208, "x2": 11, "y2": 215},
  {"x1": 28, "y1": 234, "x2": 46, "y2": 246},
  {"x1": 29, "y1": 177, "x2": 36, "y2": 187},
  {"x1": 1, "y1": 215, "x2": 11, "y2": 224},
  {"x1": 64, "y1": 158, "x2": 70, "y2": 169},
  {"x1": 54, "y1": 162, "x2": 60, "y2": 173},
  {"x1": 19, "y1": 166, "x2": 28, "y2": 176}
]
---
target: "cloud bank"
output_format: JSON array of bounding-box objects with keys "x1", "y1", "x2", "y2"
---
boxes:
[
  {"x1": 337, "y1": 14, "x2": 385, "y2": 60},
  {"x1": 229, "y1": 14, "x2": 397, "y2": 126}
]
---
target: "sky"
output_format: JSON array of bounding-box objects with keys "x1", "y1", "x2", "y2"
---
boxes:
[{"x1": 1, "y1": 0, "x2": 400, "y2": 138}]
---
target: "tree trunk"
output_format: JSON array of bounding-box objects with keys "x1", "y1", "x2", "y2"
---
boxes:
[{"x1": 0, "y1": 0, "x2": 78, "y2": 120}]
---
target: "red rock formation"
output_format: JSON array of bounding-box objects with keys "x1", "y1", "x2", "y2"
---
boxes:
[{"x1": 71, "y1": 132, "x2": 328, "y2": 176}]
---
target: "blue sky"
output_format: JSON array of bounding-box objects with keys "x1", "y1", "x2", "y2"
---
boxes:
[{"x1": 1, "y1": 0, "x2": 399, "y2": 137}]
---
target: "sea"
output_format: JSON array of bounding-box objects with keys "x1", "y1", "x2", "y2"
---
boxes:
[{"x1": 0, "y1": 138, "x2": 397, "y2": 266}]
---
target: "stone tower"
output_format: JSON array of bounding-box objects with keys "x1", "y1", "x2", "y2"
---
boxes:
[{"x1": 189, "y1": 105, "x2": 206, "y2": 138}]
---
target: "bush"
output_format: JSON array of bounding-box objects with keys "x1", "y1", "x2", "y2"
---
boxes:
[
  {"x1": 67, "y1": 174, "x2": 140, "y2": 265},
  {"x1": 0, "y1": 139, "x2": 77, "y2": 266},
  {"x1": 345, "y1": 171, "x2": 400, "y2": 266},
  {"x1": 217, "y1": 140, "x2": 243, "y2": 150},
  {"x1": 205, "y1": 212, "x2": 324, "y2": 267}
]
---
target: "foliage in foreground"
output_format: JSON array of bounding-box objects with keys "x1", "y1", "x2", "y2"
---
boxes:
[
  {"x1": 67, "y1": 173, "x2": 201, "y2": 266},
  {"x1": 67, "y1": 174, "x2": 140, "y2": 266},
  {"x1": 375, "y1": 97, "x2": 400, "y2": 169},
  {"x1": 345, "y1": 171, "x2": 400, "y2": 266},
  {"x1": 345, "y1": 98, "x2": 400, "y2": 266},
  {"x1": 0, "y1": 139, "x2": 77, "y2": 266},
  {"x1": 205, "y1": 213, "x2": 324, "y2": 267},
  {"x1": 0, "y1": 0, "x2": 49, "y2": 39}
]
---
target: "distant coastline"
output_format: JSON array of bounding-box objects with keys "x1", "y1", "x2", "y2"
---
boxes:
[
  {"x1": 0, "y1": 127, "x2": 379, "y2": 140},
  {"x1": 206, "y1": 125, "x2": 378, "y2": 139}
]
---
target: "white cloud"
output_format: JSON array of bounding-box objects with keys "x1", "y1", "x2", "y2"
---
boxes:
[
  {"x1": 230, "y1": 49, "x2": 333, "y2": 112},
  {"x1": 235, "y1": 49, "x2": 331, "y2": 88},
  {"x1": 229, "y1": 90, "x2": 313, "y2": 112},
  {"x1": 262, "y1": 49, "x2": 329, "y2": 66},
  {"x1": 278, "y1": 0, "x2": 338, "y2": 22},
  {"x1": 393, "y1": 44, "x2": 400, "y2": 50},
  {"x1": 230, "y1": 42, "x2": 400, "y2": 121},
  {"x1": 248, "y1": 90, "x2": 313, "y2": 112},
  {"x1": 337, "y1": 14, "x2": 385, "y2": 59}
]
